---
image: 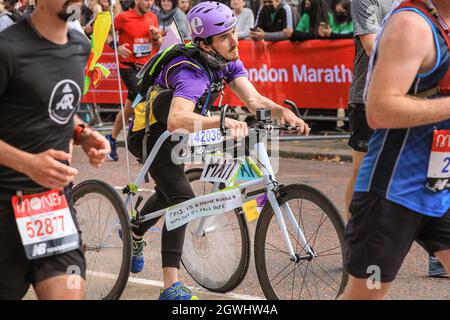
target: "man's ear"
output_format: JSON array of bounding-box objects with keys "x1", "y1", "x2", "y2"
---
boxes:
[{"x1": 198, "y1": 40, "x2": 213, "y2": 53}]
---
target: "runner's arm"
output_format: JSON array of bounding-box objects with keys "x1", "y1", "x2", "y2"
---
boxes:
[
  {"x1": 359, "y1": 33, "x2": 376, "y2": 56},
  {"x1": 229, "y1": 76, "x2": 310, "y2": 134},
  {"x1": 167, "y1": 97, "x2": 221, "y2": 132},
  {"x1": 168, "y1": 97, "x2": 248, "y2": 138},
  {"x1": 366, "y1": 12, "x2": 450, "y2": 129},
  {"x1": 0, "y1": 140, "x2": 77, "y2": 189},
  {"x1": 0, "y1": 140, "x2": 35, "y2": 176}
]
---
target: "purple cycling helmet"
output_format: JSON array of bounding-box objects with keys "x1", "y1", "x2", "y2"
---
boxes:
[{"x1": 187, "y1": 1, "x2": 237, "y2": 41}]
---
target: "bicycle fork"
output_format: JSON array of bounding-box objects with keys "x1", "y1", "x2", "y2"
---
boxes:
[
  {"x1": 267, "y1": 189, "x2": 316, "y2": 263},
  {"x1": 256, "y1": 141, "x2": 315, "y2": 263}
]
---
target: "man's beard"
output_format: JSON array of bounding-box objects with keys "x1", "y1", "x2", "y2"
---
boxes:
[
  {"x1": 137, "y1": 4, "x2": 149, "y2": 15},
  {"x1": 228, "y1": 46, "x2": 239, "y2": 61}
]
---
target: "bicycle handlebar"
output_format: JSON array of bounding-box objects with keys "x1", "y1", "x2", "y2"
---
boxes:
[{"x1": 284, "y1": 99, "x2": 302, "y2": 119}]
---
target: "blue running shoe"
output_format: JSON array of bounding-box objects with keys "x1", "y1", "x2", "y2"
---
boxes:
[
  {"x1": 131, "y1": 237, "x2": 146, "y2": 274},
  {"x1": 428, "y1": 256, "x2": 447, "y2": 277},
  {"x1": 105, "y1": 134, "x2": 119, "y2": 161},
  {"x1": 159, "y1": 282, "x2": 199, "y2": 300}
]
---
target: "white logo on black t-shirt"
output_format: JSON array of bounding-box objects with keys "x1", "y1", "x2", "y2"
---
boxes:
[{"x1": 48, "y1": 80, "x2": 81, "y2": 124}]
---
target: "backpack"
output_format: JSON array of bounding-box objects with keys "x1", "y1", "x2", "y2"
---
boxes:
[{"x1": 134, "y1": 42, "x2": 217, "y2": 115}]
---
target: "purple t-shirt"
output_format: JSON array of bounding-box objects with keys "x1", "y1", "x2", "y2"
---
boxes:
[{"x1": 153, "y1": 55, "x2": 247, "y2": 105}]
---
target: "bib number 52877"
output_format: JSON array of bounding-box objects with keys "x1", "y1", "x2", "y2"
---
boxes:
[{"x1": 12, "y1": 189, "x2": 79, "y2": 260}]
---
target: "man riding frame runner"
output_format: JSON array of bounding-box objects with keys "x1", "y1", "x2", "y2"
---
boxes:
[{"x1": 126, "y1": 1, "x2": 310, "y2": 300}]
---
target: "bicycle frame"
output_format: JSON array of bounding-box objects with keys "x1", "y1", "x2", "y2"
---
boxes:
[{"x1": 123, "y1": 130, "x2": 315, "y2": 263}]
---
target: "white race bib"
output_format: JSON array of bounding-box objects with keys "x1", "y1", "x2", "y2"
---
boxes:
[
  {"x1": 426, "y1": 129, "x2": 450, "y2": 192},
  {"x1": 133, "y1": 42, "x2": 151, "y2": 58},
  {"x1": 12, "y1": 190, "x2": 79, "y2": 260},
  {"x1": 189, "y1": 128, "x2": 224, "y2": 147}
]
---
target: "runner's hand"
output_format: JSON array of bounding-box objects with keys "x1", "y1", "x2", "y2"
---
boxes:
[
  {"x1": 24, "y1": 150, "x2": 78, "y2": 190},
  {"x1": 283, "y1": 28, "x2": 293, "y2": 38},
  {"x1": 118, "y1": 43, "x2": 132, "y2": 58},
  {"x1": 280, "y1": 108, "x2": 310, "y2": 136},
  {"x1": 150, "y1": 26, "x2": 161, "y2": 40},
  {"x1": 78, "y1": 130, "x2": 110, "y2": 168},
  {"x1": 250, "y1": 28, "x2": 264, "y2": 41},
  {"x1": 224, "y1": 118, "x2": 248, "y2": 140}
]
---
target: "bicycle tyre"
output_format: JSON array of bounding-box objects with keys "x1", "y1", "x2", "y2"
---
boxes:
[
  {"x1": 181, "y1": 168, "x2": 251, "y2": 293},
  {"x1": 72, "y1": 179, "x2": 132, "y2": 300},
  {"x1": 254, "y1": 184, "x2": 347, "y2": 300}
]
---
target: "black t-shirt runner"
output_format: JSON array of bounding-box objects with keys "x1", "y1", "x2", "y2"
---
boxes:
[{"x1": 0, "y1": 17, "x2": 90, "y2": 193}]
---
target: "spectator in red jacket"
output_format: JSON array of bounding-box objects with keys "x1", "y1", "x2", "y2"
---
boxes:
[{"x1": 105, "y1": 0, "x2": 162, "y2": 161}]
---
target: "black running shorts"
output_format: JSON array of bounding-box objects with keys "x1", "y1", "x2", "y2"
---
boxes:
[
  {"x1": 0, "y1": 188, "x2": 86, "y2": 300},
  {"x1": 348, "y1": 103, "x2": 374, "y2": 153},
  {"x1": 344, "y1": 192, "x2": 450, "y2": 283},
  {"x1": 120, "y1": 67, "x2": 139, "y2": 102}
]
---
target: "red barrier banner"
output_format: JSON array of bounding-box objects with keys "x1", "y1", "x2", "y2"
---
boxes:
[{"x1": 82, "y1": 39, "x2": 355, "y2": 110}]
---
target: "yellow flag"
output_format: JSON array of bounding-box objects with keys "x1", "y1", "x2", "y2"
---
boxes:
[{"x1": 89, "y1": 12, "x2": 112, "y2": 72}]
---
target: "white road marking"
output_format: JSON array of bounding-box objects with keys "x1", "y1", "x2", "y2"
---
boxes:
[{"x1": 87, "y1": 270, "x2": 264, "y2": 300}]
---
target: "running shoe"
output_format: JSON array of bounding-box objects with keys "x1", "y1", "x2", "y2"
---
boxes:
[
  {"x1": 159, "y1": 282, "x2": 199, "y2": 300},
  {"x1": 131, "y1": 237, "x2": 146, "y2": 274},
  {"x1": 105, "y1": 133, "x2": 119, "y2": 161},
  {"x1": 428, "y1": 255, "x2": 447, "y2": 277}
]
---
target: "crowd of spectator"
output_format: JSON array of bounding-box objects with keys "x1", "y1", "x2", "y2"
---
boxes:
[{"x1": 1, "y1": 0, "x2": 353, "y2": 42}]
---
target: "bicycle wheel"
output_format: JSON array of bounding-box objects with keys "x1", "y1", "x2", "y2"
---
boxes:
[
  {"x1": 254, "y1": 184, "x2": 347, "y2": 300},
  {"x1": 181, "y1": 168, "x2": 251, "y2": 293},
  {"x1": 72, "y1": 180, "x2": 132, "y2": 300}
]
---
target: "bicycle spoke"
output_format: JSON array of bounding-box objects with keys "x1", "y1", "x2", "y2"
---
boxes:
[
  {"x1": 305, "y1": 259, "x2": 320, "y2": 299},
  {"x1": 305, "y1": 261, "x2": 339, "y2": 292},
  {"x1": 315, "y1": 245, "x2": 342, "y2": 256},
  {"x1": 287, "y1": 229, "x2": 308, "y2": 253},
  {"x1": 265, "y1": 241, "x2": 290, "y2": 256},
  {"x1": 271, "y1": 260, "x2": 307, "y2": 289},
  {"x1": 99, "y1": 201, "x2": 114, "y2": 244},
  {"x1": 269, "y1": 260, "x2": 294, "y2": 285},
  {"x1": 316, "y1": 252, "x2": 342, "y2": 258},
  {"x1": 296, "y1": 199, "x2": 307, "y2": 242},
  {"x1": 298, "y1": 257, "x2": 307, "y2": 299},
  {"x1": 84, "y1": 198, "x2": 97, "y2": 241},
  {"x1": 305, "y1": 212, "x2": 328, "y2": 249},
  {"x1": 311, "y1": 259, "x2": 340, "y2": 286},
  {"x1": 291, "y1": 254, "x2": 297, "y2": 300}
]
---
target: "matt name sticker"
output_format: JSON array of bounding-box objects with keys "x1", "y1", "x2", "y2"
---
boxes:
[
  {"x1": 165, "y1": 187, "x2": 243, "y2": 231},
  {"x1": 200, "y1": 156, "x2": 241, "y2": 184},
  {"x1": 426, "y1": 129, "x2": 450, "y2": 192},
  {"x1": 12, "y1": 190, "x2": 79, "y2": 260}
]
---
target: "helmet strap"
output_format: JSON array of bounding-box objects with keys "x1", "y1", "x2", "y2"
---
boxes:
[{"x1": 196, "y1": 42, "x2": 231, "y2": 70}]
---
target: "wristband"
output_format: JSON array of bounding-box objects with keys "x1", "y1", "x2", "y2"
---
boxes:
[
  {"x1": 73, "y1": 124, "x2": 89, "y2": 145},
  {"x1": 109, "y1": 40, "x2": 117, "y2": 49}
]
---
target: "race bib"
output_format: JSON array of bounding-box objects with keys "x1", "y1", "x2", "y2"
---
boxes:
[
  {"x1": 133, "y1": 39, "x2": 151, "y2": 58},
  {"x1": 12, "y1": 190, "x2": 79, "y2": 260},
  {"x1": 426, "y1": 129, "x2": 450, "y2": 192},
  {"x1": 189, "y1": 128, "x2": 224, "y2": 147}
]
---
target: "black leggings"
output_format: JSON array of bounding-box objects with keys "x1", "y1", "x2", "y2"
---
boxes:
[{"x1": 128, "y1": 127, "x2": 195, "y2": 269}]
